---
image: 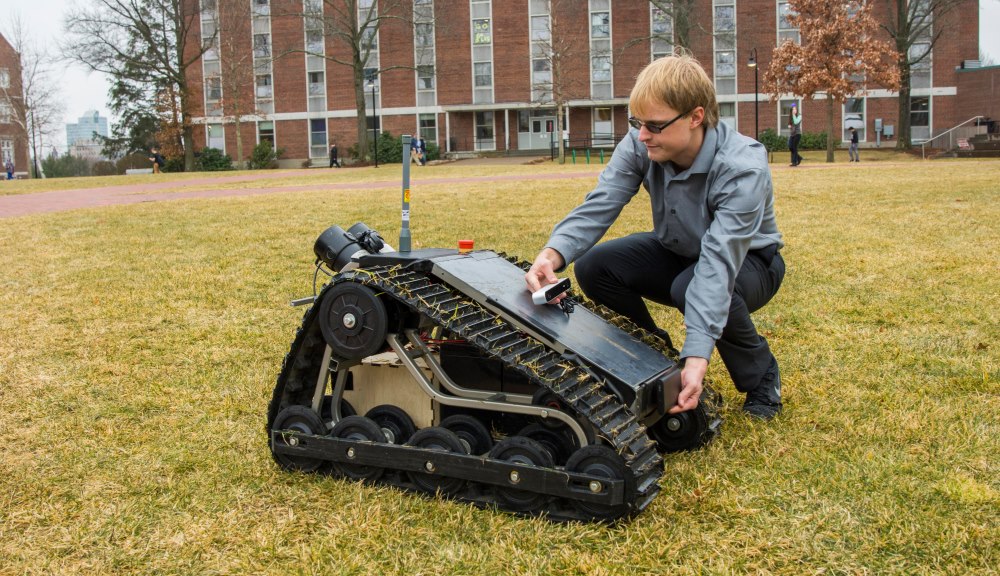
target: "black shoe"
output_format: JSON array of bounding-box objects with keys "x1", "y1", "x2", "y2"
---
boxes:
[{"x1": 743, "y1": 356, "x2": 782, "y2": 420}]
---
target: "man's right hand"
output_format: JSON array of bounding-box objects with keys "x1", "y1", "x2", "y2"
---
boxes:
[{"x1": 525, "y1": 248, "x2": 565, "y2": 293}]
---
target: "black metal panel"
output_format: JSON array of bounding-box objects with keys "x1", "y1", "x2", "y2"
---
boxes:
[{"x1": 429, "y1": 251, "x2": 675, "y2": 392}]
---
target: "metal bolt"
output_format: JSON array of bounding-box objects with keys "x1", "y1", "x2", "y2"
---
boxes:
[
  {"x1": 509, "y1": 470, "x2": 520, "y2": 484},
  {"x1": 540, "y1": 409, "x2": 549, "y2": 419},
  {"x1": 288, "y1": 436, "x2": 299, "y2": 447},
  {"x1": 589, "y1": 480, "x2": 603, "y2": 493},
  {"x1": 667, "y1": 417, "x2": 681, "y2": 432},
  {"x1": 342, "y1": 313, "x2": 357, "y2": 329},
  {"x1": 425, "y1": 461, "x2": 436, "y2": 473},
  {"x1": 347, "y1": 447, "x2": 356, "y2": 459}
]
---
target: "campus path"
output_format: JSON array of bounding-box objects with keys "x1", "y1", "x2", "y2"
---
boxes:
[{"x1": 0, "y1": 162, "x2": 602, "y2": 219}]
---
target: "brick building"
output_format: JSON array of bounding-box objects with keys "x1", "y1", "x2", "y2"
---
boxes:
[
  {"x1": 0, "y1": 32, "x2": 29, "y2": 176},
  {"x1": 186, "y1": 0, "x2": 983, "y2": 166}
]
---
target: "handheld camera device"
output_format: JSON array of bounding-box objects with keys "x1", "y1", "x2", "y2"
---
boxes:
[{"x1": 531, "y1": 278, "x2": 572, "y2": 305}]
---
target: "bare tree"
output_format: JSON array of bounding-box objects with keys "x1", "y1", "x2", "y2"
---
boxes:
[
  {"x1": 0, "y1": 16, "x2": 62, "y2": 178},
  {"x1": 874, "y1": 0, "x2": 968, "y2": 149},
  {"x1": 63, "y1": 0, "x2": 212, "y2": 171},
  {"x1": 212, "y1": 0, "x2": 259, "y2": 167},
  {"x1": 764, "y1": 0, "x2": 900, "y2": 162},
  {"x1": 527, "y1": 0, "x2": 589, "y2": 164},
  {"x1": 648, "y1": 0, "x2": 697, "y2": 52},
  {"x1": 294, "y1": 0, "x2": 414, "y2": 161}
]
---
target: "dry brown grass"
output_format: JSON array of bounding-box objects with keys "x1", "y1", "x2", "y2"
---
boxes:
[{"x1": 0, "y1": 157, "x2": 996, "y2": 574}]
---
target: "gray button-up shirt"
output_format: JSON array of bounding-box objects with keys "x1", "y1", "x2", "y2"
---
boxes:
[{"x1": 546, "y1": 121, "x2": 784, "y2": 361}]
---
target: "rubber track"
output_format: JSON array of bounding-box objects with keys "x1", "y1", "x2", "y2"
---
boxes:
[{"x1": 339, "y1": 265, "x2": 664, "y2": 519}]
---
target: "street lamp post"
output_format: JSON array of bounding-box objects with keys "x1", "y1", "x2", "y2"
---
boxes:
[
  {"x1": 748, "y1": 48, "x2": 759, "y2": 141},
  {"x1": 368, "y1": 78, "x2": 379, "y2": 168}
]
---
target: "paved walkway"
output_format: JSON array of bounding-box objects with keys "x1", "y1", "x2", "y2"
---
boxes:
[{"x1": 0, "y1": 161, "x2": 598, "y2": 219}]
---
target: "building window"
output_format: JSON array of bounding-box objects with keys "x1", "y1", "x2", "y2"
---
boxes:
[
  {"x1": 308, "y1": 72, "x2": 325, "y2": 95},
  {"x1": 256, "y1": 74, "x2": 273, "y2": 98},
  {"x1": 530, "y1": 1, "x2": 552, "y2": 102},
  {"x1": 414, "y1": 1, "x2": 436, "y2": 107},
  {"x1": 207, "y1": 123, "x2": 225, "y2": 151},
  {"x1": 719, "y1": 102, "x2": 736, "y2": 129},
  {"x1": 417, "y1": 65, "x2": 435, "y2": 90},
  {"x1": 843, "y1": 97, "x2": 865, "y2": 141},
  {"x1": 471, "y1": 0, "x2": 493, "y2": 104},
  {"x1": 778, "y1": 1, "x2": 799, "y2": 44},
  {"x1": 0, "y1": 68, "x2": 9, "y2": 89},
  {"x1": 1, "y1": 139, "x2": 13, "y2": 164},
  {"x1": 474, "y1": 62, "x2": 493, "y2": 87},
  {"x1": 0, "y1": 103, "x2": 11, "y2": 124},
  {"x1": 310, "y1": 118, "x2": 327, "y2": 158},
  {"x1": 779, "y1": 99, "x2": 799, "y2": 136},
  {"x1": 910, "y1": 42, "x2": 932, "y2": 90},
  {"x1": 593, "y1": 107, "x2": 613, "y2": 146},
  {"x1": 713, "y1": 0, "x2": 736, "y2": 96},
  {"x1": 589, "y1": 0, "x2": 612, "y2": 99},
  {"x1": 254, "y1": 34, "x2": 271, "y2": 57},
  {"x1": 258, "y1": 121, "x2": 275, "y2": 144},
  {"x1": 910, "y1": 96, "x2": 930, "y2": 141},
  {"x1": 651, "y1": 6, "x2": 673, "y2": 60},
  {"x1": 205, "y1": 77, "x2": 222, "y2": 102},
  {"x1": 419, "y1": 113, "x2": 437, "y2": 144},
  {"x1": 475, "y1": 111, "x2": 495, "y2": 151},
  {"x1": 415, "y1": 23, "x2": 434, "y2": 47},
  {"x1": 473, "y1": 18, "x2": 492, "y2": 44}
]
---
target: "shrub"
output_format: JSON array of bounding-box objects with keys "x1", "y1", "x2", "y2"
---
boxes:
[
  {"x1": 196, "y1": 147, "x2": 233, "y2": 171},
  {"x1": 757, "y1": 128, "x2": 828, "y2": 151},
  {"x1": 91, "y1": 161, "x2": 117, "y2": 176},
  {"x1": 249, "y1": 141, "x2": 284, "y2": 169},
  {"x1": 163, "y1": 156, "x2": 185, "y2": 172}
]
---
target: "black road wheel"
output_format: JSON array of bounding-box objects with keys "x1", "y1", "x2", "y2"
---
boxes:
[
  {"x1": 488, "y1": 436, "x2": 555, "y2": 513},
  {"x1": 319, "y1": 283, "x2": 388, "y2": 361},
  {"x1": 405, "y1": 427, "x2": 468, "y2": 496},
  {"x1": 271, "y1": 406, "x2": 328, "y2": 473},
  {"x1": 565, "y1": 444, "x2": 634, "y2": 522},
  {"x1": 321, "y1": 396, "x2": 357, "y2": 423},
  {"x1": 329, "y1": 416, "x2": 387, "y2": 482},
  {"x1": 365, "y1": 405, "x2": 417, "y2": 444},
  {"x1": 440, "y1": 414, "x2": 494, "y2": 455},
  {"x1": 532, "y1": 388, "x2": 595, "y2": 443},
  {"x1": 531, "y1": 388, "x2": 569, "y2": 430},
  {"x1": 649, "y1": 387, "x2": 722, "y2": 453},
  {"x1": 517, "y1": 423, "x2": 577, "y2": 466}
]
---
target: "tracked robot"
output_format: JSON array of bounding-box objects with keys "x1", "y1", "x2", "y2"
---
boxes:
[{"x1": 267, "y1": 142, "x2": 721, "y2": 522}]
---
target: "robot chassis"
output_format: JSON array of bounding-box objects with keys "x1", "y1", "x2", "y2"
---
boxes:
[{"x1": 267, "y1": 224, "x2": 722, "y2": 522}]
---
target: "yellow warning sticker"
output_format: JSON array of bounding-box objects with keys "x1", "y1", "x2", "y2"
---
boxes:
[{"x1": 404, "y1": 189, "x2": 411, "y2": 203}]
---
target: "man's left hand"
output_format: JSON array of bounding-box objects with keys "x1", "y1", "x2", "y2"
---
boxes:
[{"x1": 669, "y1": 356, "x2": 706, "y2": 413}]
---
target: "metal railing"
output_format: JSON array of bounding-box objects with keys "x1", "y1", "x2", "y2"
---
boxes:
[{"x1": 921, "y1": 116, "x2": 987, "y2": 159}]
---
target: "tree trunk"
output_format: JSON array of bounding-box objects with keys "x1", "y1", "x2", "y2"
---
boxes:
[
  {"x1": 826, "y1": 94, "x2": 835, "y2": 163},
  {"x1": 556, "y1": 102, "x2": 565, "y2": 164},
  {"x1": 235, "y1": 116, "x2": 244, "y2": 169},
  {"x1": 895, "y1": 53, "x2": 912, "y2": 150}
]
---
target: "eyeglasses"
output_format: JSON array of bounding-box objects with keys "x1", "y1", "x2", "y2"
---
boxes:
[{"x1": 628, "y1": 109, "x2": 694, "y2": 134}]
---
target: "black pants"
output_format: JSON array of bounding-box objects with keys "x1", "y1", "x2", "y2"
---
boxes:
[
  {"x1": 789, "y1": 134, "x2": 802, "y2": 165},
  {"x1": 574, "y1": 232, "x2": 785, "y2": 392}
]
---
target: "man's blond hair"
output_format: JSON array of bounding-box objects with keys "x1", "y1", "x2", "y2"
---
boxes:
[{"x1": 629, "y1": 55, "x2": 720, "y2": 128}]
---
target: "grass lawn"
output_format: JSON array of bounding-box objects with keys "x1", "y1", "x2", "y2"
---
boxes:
[{"x1": 0, "y1": 157, "x2": 997, "y2": 574}]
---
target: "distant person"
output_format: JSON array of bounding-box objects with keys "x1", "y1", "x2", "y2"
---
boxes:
[
  {"x1": 329, "y1": 143, "x2": 339, "y2": 168},
  {"x1": 149, "y1": 147, "x2": 166, "y2": 174},
  {"x1": 788, "y1": 104, "x2": 803, "y2": 167},
  {"x1": 848, "y1": 127, "x2": 860, "y2": 162},
  {"x1": 411, "y1": 136, "x2": 427, "y2": 165},
  {"x1": 4, "y1": 158, "x2": 12, "y2": 180}
]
